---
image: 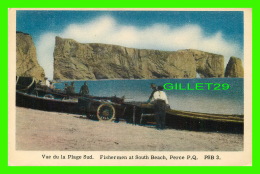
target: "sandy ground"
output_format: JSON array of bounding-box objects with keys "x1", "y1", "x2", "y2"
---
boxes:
[{"x1": 16, "y1": 107, "x2": 243, "y2": 151}]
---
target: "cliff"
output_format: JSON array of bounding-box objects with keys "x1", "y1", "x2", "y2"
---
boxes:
[
  {"x1": 16, "y1": 31, "x2": 45, "y2": 81},
  {"x1": 225, "y1": 56, "x2": 244, "y2": 78},
  {"x1": 53, "y1": 36, "x2": 225, "y2": 80}
]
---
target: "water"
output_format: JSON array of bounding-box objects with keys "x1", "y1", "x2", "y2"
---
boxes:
[{"x1": 55, "y1": 78, "x2": 244, "y2": 115}]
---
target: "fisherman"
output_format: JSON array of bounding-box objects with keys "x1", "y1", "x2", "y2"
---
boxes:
[
  {"x1": 49, "y1": 82, "x2": 55, "y2": 90},
  {"x1": 79, "y1": 81, "x2": 89, "y2": 96},
  {"x1": 64, "y1": 83, "x2": 69, "y2": 93},
  {"x1": 44, "y1": 77, "x2": 50, "y2": 87},
  {"x1": 70, "y1": 82, "x2": 75, "y2": 93},
  {"x1": 66, "y1": 82, "x2": 75, "y2": 95},
  {"x1": 37, "y1": 80, "x2": 43, "y2": 87},
  {"x1": 36, "y1": 79, "x2": 48, "y2": 90},
  {"x1": 150, "y1": 86, "x2": 169, "y2": 130},
  {"x1": 147, "y1": 83, "x2": 158, "y2": 103}
]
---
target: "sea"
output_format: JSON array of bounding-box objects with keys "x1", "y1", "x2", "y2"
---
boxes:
[{"x1": 54, "y1": 78, "x2": 244, "y2": 115}]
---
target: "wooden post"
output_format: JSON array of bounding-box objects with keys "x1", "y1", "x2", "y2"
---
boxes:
[{"x1": 133, "y1": 106, "x2": 136, "y2": 125}]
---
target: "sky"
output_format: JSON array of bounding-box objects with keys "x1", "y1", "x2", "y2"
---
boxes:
[{"x1": 16, "y1": 10, "x2": 244, "y2": 79}]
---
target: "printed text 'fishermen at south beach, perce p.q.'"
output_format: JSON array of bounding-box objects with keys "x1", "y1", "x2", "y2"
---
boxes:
[{"x1": 41, "y1": 154, "x2": 222, "y2": 161}]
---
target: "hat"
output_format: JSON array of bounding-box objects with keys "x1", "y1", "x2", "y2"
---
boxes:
[{"x1": 157, "y1": 86, "x2": 164, "y2": 90}]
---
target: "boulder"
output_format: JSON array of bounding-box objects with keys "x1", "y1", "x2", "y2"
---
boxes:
[{"x1": 225, "y1": 56, "x2": 244, "y2": 77}]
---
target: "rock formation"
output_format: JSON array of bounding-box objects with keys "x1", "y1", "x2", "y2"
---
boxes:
[
  {"x1": 225, "y1": 56, "x2": 244, "y2": 77},
  {"x1": 53, "y1": 36, "x2": 225, "y2": 80},
  {"x1": 16, "y1": 31, "x2": 45, "y2": 81}
]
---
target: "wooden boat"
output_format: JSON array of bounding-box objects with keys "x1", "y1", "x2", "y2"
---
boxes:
[
  {"x1": 138, "y1": 103, "x2": 243, "y2": 124},
  {"x1": 124, "y1": 103, "x2": 244, "y2": 133},
  {"x1": 16, "y1": 76, "x2": 76, "y2": 113},
  {"x1": 16, "y1": 91, "x2": 79, "y2": 113},
  {"x1": 16, "y1": 76, "x2": 124, "y2": 114}
]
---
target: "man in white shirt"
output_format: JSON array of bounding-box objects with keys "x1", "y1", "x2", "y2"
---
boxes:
[
  {"x1": 44, "y1": 77, "x2": 50, "y2": 87},
  {"x1": 151, "y1": 87, "x2": 169, "y2": 105},
  {"x1": 151, "y1": 86, "x2": 169, "y2": 130}
]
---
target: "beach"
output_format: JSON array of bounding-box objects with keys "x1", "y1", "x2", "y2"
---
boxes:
[{"x1": 16, "y1": 107, "x2": 243, "y2": 151}]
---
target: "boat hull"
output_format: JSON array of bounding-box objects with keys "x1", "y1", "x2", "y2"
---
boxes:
[
  {"x1": 16, "y1": 91, "x2": 80, "y2": 114},
  {"x1": 124, "y1": 102, "x2": 244, "y2": 133}
]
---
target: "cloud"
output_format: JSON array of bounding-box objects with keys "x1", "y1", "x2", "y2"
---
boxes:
[
  {"x1": 36, "y1": 33, "x2": 56, "y2": 79},
  {"x1": 36, "y1": 15, "x2": 243, "y2": 79}
]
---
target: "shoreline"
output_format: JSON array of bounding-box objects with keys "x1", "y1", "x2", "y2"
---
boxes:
[{"x1": 52, "y1": 77, "x2": 244, "y2": 82}]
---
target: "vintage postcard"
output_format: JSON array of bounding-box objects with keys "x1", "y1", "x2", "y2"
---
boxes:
[{"x1": 9, "y1": 8, "x2": 252, "y2": 166}]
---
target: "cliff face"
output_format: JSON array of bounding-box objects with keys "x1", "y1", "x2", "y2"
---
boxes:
[
  {"x1": 178, "y1": 49, "x2": 224, "y2": 78},
  {"x1": 16, "y1": 32, "x2": 45, "y2": 81},
  {"x1": 53, "y1": 36, "x2": 225, "y2": 80},
  {"x1": 225, "y1": 56, "x2": 244, "y2": 78}
]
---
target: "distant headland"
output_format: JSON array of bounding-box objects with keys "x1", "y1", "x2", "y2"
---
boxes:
[{"x1": 16, "y1": 32, "x2": 244, "y2": 81}]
